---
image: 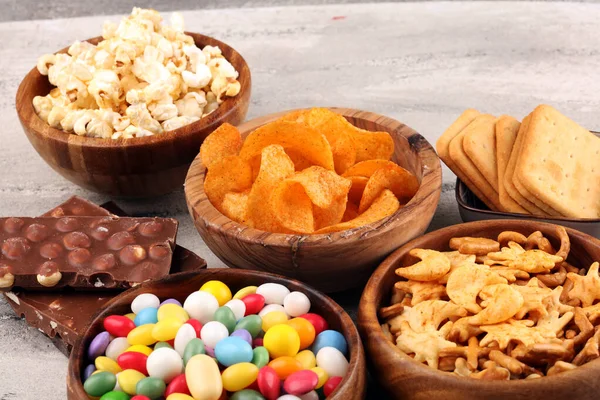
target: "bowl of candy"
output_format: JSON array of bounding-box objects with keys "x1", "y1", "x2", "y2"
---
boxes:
[
  {"x1": 185, "y1": 107, "x2": 441, "y2": 292},
  {"x1": 16, "y1": 8, "x2": 251, "y2": 197},
  {"x1": 358, "y1": 219, "x2": 600, "y2": 400},
  {"x1": 67, "y1": 268, "x2": 366, "y2": 399}
]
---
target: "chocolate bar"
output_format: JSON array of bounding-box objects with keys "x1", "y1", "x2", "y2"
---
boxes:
[
  {"x1": 0, "y1": 216, "x2": 178, "y2": 290},
  {"x1": 40, "y1": 196, "x2": 112, "y2": 217}
]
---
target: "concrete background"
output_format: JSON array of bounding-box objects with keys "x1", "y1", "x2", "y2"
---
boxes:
[{"x1": 1, "y1": 1, "x2": 600, "y2": 398}]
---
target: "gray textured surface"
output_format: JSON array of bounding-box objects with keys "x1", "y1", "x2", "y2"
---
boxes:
[{"x1": 2, "y1": 2, "x2": 600, "y2": 398}]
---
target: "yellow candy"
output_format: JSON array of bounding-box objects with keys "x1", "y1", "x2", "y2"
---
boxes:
[
  {"x1": 152, "y1": 318, "x2": 184, "y2": 341},
  {"x1": 124, "y1": 313, "x2": 136, "y2": 321},
  {"x1": 311, "y1": 366, "x2": 328, "y2": 389},
  {"x1": 126, "y1": 345, "x2": 153, "y2": 356},
  {"x1": 233, "y1": 286, "x2": 258, "y2": 300},
  {"x1": 128, "y1": 324, "x2": 157, "y2": 346},
  {"x1": 118, "y1": 369, "x2": 146, "y2": 395},
  {"x1": 167, "y1": 394, "x2": 195, "y2": 400},
  {"x1": 186, "y1": 354, "x2": 223, "y2": 400},
  {"x1": 200, "y1": 280, "x2": 232, "y2": 306},
  {"x1": 157, "y1": 304, "x2": 189, "y2": 323},
  {"x1": 262, "y1": 311, "x2": 289, "y2": 332},
  {"x1": 221, "y1": 362, "x2": 259, "y2": 392},
  {"x1": 263, "y1": 324, "x2": 300, "y2": 358},
  {"x1": 94, "y1": 356, "x2": 122, "y2": 374},
  {"x1": 295, "y1": 350, "x2": 316, "y2": 369}
]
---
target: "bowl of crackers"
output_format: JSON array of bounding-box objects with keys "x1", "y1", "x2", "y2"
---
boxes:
[
  {"x1": 15, "y1": 8, "x2": 251, "y2": 197},
  {"x1": 437, "y1": 105, "x2": 600, "y2": 237},
  {"x1": 185, "y1": 107, "x2": 441, "y2": 292},
  {"x1": 358, "y1": 219, "x2": 600, "y2": 400}
]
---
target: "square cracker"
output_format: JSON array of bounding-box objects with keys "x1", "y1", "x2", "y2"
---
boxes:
[
  {"x1": 515, "y1": 104, "x2": 600, "y2": 218},
  {"x1": 449, "y1": 114, "x2": 503, "y2": 211},
  {"x1": 502, "y1": 115, "x2": 549, "y2": 216},
  {"x1": 463, "y1": 115, "x2": 499, "y2": 191},
  {"x1": 495, "y1": 115, "x2": 527, "y2": 214}
]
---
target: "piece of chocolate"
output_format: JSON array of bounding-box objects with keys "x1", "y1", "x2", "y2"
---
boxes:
[
  {"x1": 0, "y1": 216, "x2": 178, "y2": 290},
  {"x1": 40, "y1": 196, "x2": 112, "y2": 217}
]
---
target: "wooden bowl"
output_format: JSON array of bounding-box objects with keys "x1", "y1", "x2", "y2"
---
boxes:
[
  {"x1": 16, "y1": 33, "x2": 251, "y2": 197},
  {"x1": 184, "y1": 108, "x2": 442, "y2": 292},
  {"x1": 357, "y1": 219, "x2": 600, "y2": 400},
  {"x1": 67, "y1": 269, "x2": 366, "y2": 399}
]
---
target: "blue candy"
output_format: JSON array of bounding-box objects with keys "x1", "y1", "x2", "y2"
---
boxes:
[
  {"x1": 214, "y1": 336, "x2": 253, "y2": 367},
  {"x1": 134, "y1": 307, "x2": 158, "y2": 326},
  {"x1": 230, "y1": 329, "x2": 252, "y2": 346},
  {"x1": 312, "y1": 330, "x2": 348, "y2": 356},
  {"x1": 83, "y1": 364, "x2": 96, "y2": 380}
]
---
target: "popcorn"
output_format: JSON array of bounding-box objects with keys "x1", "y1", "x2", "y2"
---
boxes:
[{"x1": 33, "y1": 8, "x2": 240, "y2": 139}]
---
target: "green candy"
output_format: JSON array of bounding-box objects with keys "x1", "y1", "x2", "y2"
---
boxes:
[
  {"x1": 183, "y1": 338, "x2": 206, "y2": 366},
  {"x1": 136, "y1": 377, "x2": 166, "y2": 399},
  {"x1": 230, "y1": 389, "x2": 266, "y2": 400},
  {"x1": 154, "y1": 341, "x2": 173, "y2": 350},
  {"x1": 100, "y1": 391, "x2": 131, "y2": 400},
  {"x1": 235, "y1": 315, "x2": 262, "y2": 338},
  {"x1": 214, "y1": 306, "x2": 236, "y2": 333},
  {"x1": 251, "y1": 346, "x2": 269, "y2": 368},
  {"x1": 83, "y1": 371, "x2": 116, "y2": 397}
]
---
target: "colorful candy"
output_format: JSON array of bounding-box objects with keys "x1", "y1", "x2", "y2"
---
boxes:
[
  {"x1": 186, "y1": 354, "x2": 223, "y2": 400},
  {"x1": 84, "y1": 371, "x2": 116, "y2": 396},
  {"x1": 283, "y1": 370, "x2": 318, "y2": 395},
  {"x1": 241, "y1": 294, "x2": 265, "y2": 316},
  {"x1": 147, "y1": 347, "x2": 183, "y2": 383},
  {"x1": 183, "y1": 291, "x2": 219, "y2": 324},
  {"x1": 283, "y1": 292, "x2": 311, "y2": 317},
  {"x1": 104, "y1": 315, "x2": 137, "y2": 337},
  {"x1": 312, "y1": 330, "x2": 347, "y2": 356},
  {"x1": 315, "y1": 347, "x2": 348, "y2": 377},
  {"x1": 182, "y1": 338, "x2": 206, "y2": 366},
  {"x1": 200, "y1": 280, "x2": 233, "y2": 306},
  {"x1": 88, "y1": 331, "x2": 111, "y2": 359},
  {"x1": 215, "y1": 336, "x2": 253, "y2": 366},
  {"x1": 131, "y1": 294, "x2": 160, "y2": 314},
  {"x1": 263, "y1": 325, "x2": 300, "y2": 358},
  {"x1": 135, "y1": 308, "x2": 159, "y2": 326},
  {"x1": 256, "y1": 283, "x2": 290, "y2": 305},
  {"x1": 174, "y1": 323, "x2": 197, "y2": 356},
  {"x1": 117, "y1": 352, "x2": 148, "y2": 375}
]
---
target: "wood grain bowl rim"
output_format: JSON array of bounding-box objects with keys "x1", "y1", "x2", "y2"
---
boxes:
[
  {"x1": 15, "y1": 33, "x2": 251, "y2": 149},
  {"x1": 357, "y1": 219, "x2": 600, "y2": 391},
  {"x1": 67, "y1": 268, "x2": 366, "y2": 399},
  {"x1": 184, "y1": 107, "x2": 442, "y2": 246}
]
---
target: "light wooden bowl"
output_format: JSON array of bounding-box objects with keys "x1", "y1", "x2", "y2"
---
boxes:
[
  {"x1": 184, "y1": 108, "x2": 442, "y2": 292},
  {"x1": 67, "y1": 269, "x2": 366, "y2": 399},
  {"x1": 357, "y1": 219, "x2": 600, "y2": 400},
  {"x1": 16, "y1": 33, "x2": 251, "y2": 197}
]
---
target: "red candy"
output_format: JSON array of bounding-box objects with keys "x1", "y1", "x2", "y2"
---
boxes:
[
  {"x1": 299, "y1": 313, "x2": 328, "y2": 335},
  {"x1": 283, "y1": 370, "x2": 318, "y2": 395},
  {"x1": 131, "y1": 397, "x2": 151, "y2": 400},
  {"x1": 257, "y1": 366, "x2": 280, "y2": 400},
  {"x1": 323, "y1": 376, "x2": 343, "y2": 397},
  {"x1": 165, "y1": 373, "x2": 191, "y2": 396},
  {"x1": 253, "y1": 338, "x2": 264, "y2": 347},
  {"x1": 242, "y1": 294, "x2": 265, "y2": 316},
  {"x1": 185, "y1": 319, "x2": 203, "y2": 338},
  {"x1": 117, "y1": 352, "x2": 148, "y2": 375},
  {"x1": 103, "y1": 315, "x2": 136, "y2": 337}
]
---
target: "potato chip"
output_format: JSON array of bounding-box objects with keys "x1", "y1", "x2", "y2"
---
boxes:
[
  {"x1": 204, "y1": 155, "x2": 253, "y2": 211},
  {"x1": 342, "y1": 201, "x2": 359, "y2": 222},
  {"x1": 246, "y1": 144, "x2": 295, "y2": 231},
  {"x1": 342, "y1": 159, "x2": 393, "y2": 178},
  {"x1": 351, "y1": 128, "x2": 395, "y2": 162},
  {"x1": 347, "y1": 176, "x2": 368, "y2": 205},
  {"x1": 358, "y1": 163, "x2": 419, "y2": 213},
  {"x1": 239, "y1": 120, "x2": 335, "y2": 171},
  {"x1": 286, "y1": 166, "x2": 351, "y2": 209},
  {"x1": 285, "y1": 148, "x2": 315, "y2": 172},
  {"x1": 221, "y1": 190, "x2": 250, "y2": 223},
  {"x1": 315, "y1": 189, "x2": 399, "y2": 234},
  {"x1": 271, "y1": 181, "x2": 314, "y2": 234},
  {"x1": 314, "y1": 195, "x2": 348, "y2": 230},
  {"x1": 200, "y1": 123, "x2": 243, "y2": 168}
]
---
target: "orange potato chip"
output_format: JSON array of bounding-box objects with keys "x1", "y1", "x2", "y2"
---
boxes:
[
  {"x1": 359, "y1": 164, "x2": 419, "y2": 213},
  {"x1": 315, "y1": 189, "x2": 400, "y2": 234},
  {"x1": 221, "y1": 190, "x2": 250, "y2": 223},
  {"x1": 271, "y1": 181, "x2": 314, "y2": 234},
  {"x1": 239, "y1": 120, "x2": 335, "y2": 171},
  {"x1": 342, "y1": 159, "x2": 393, "y2": 178},
  {"x1": 285, "y1": 148, "x2": 315, "y2": 172},
  {"x1": 204, "y1": 155, "x2": 253, "y2": 211},
  {"x1": 200, "y1": 123, "x2": 243, "y2": 168},
  {"x1": 286, "y1": 166, "x2": 352, "y2": 209},
  {"x1": 352, "y1": 128, "x2": 394, "y2": 163},
  {"x1": 347, "y1": 176, "x2": 368, "y2": 205},
  {"x1": 246, "y1": 144, "x2": 296, "y2": 231},
  {"x1": 342, "y1": 201, "x2": 359, "y2": 222},
  {"x1": 314, "y1": 194, "x2": 348, "y2": 230}
]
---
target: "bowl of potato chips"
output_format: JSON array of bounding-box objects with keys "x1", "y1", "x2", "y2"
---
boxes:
[
  {"x1": 185, "y1": 107, "x2": 441, "y2": 292},
  {"x1": 358, "y1": 219, "x2": 600, "y2": 399}
]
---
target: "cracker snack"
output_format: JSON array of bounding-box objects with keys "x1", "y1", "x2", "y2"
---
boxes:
[
  {"x1": 381, "y1": 226, "x2": 600, "y2": 379},
  {"x1": 438, "y1": 105, "x2": 600, "y2": 219}
]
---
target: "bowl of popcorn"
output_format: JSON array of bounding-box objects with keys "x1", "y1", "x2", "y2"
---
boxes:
[
  {"x1": 16, "y1": 8, "x2": 251, "y2": 197},
  {"x1": 358, "y1": 220, "x2": 600, "y2": 400}
]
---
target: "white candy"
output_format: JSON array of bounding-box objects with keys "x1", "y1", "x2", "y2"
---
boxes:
[
  {"x1": 105, "y1": 337, "x2": 130, "y2": 361},
  {"x1": 113, "y1": 372, "x2": 121, "y2": 391},
  {"x1": 146, "y1": 347, "x2": 183, "y2": 383},
  {"x1": 183, "y1": 291, "x2": 219, "y2": 324},
  {"x1": 283, "y1": 291, "x2": 311, "y2": 317},
  {"x1": 298, "y1": 392, "x2": 319, "y2": 400},
  {"x1": 224, "y1": 299, "x2": 246, "y2": 321},
  {"x1": 258, "y1": 304, "x2": 286, "y2": 318},
  {"x1": 200, "y1": 321, "x2": 229, "y2": 349},
  {"x1": 131, "y1": 293, "x2": 160, "y2": 314},
  {"x1": 316, "y1": 347, "x2": 349, "y2": 377},
  {"x1": 174, "y1": 323, "x2": 197, "y2": 356},
  {"x1": 277, "y1": 396, "x2": 301, "y2": 400},
  {"x1": 256, "y1": 283, "x2": 290, "y2": 305}
]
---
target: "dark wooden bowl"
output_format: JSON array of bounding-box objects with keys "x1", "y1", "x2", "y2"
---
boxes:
[
  {"x1": 184, "y1": 108, "x2": 442, "y2": 292},
  {"x1": 16, "y1": 33, "x2": 251, "y2": 197},
  {"x1": 357, "y1": 219, "x2": 600, "y2": 400},
  {"x1": 67, "y1": 269, "x2": 366, "y2": 399}
]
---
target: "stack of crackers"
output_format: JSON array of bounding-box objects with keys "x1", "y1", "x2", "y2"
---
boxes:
[{"x1": 437, "y1": 105, "x2": 600, "y2": 219}]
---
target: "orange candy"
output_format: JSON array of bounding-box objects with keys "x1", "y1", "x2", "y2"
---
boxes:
[
  {"x1": 268, "y1": 356, "x2": 303, "y2": 380},
  {"x1": 287, "y1": 317, "x2": 316, "y2": 349}
]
